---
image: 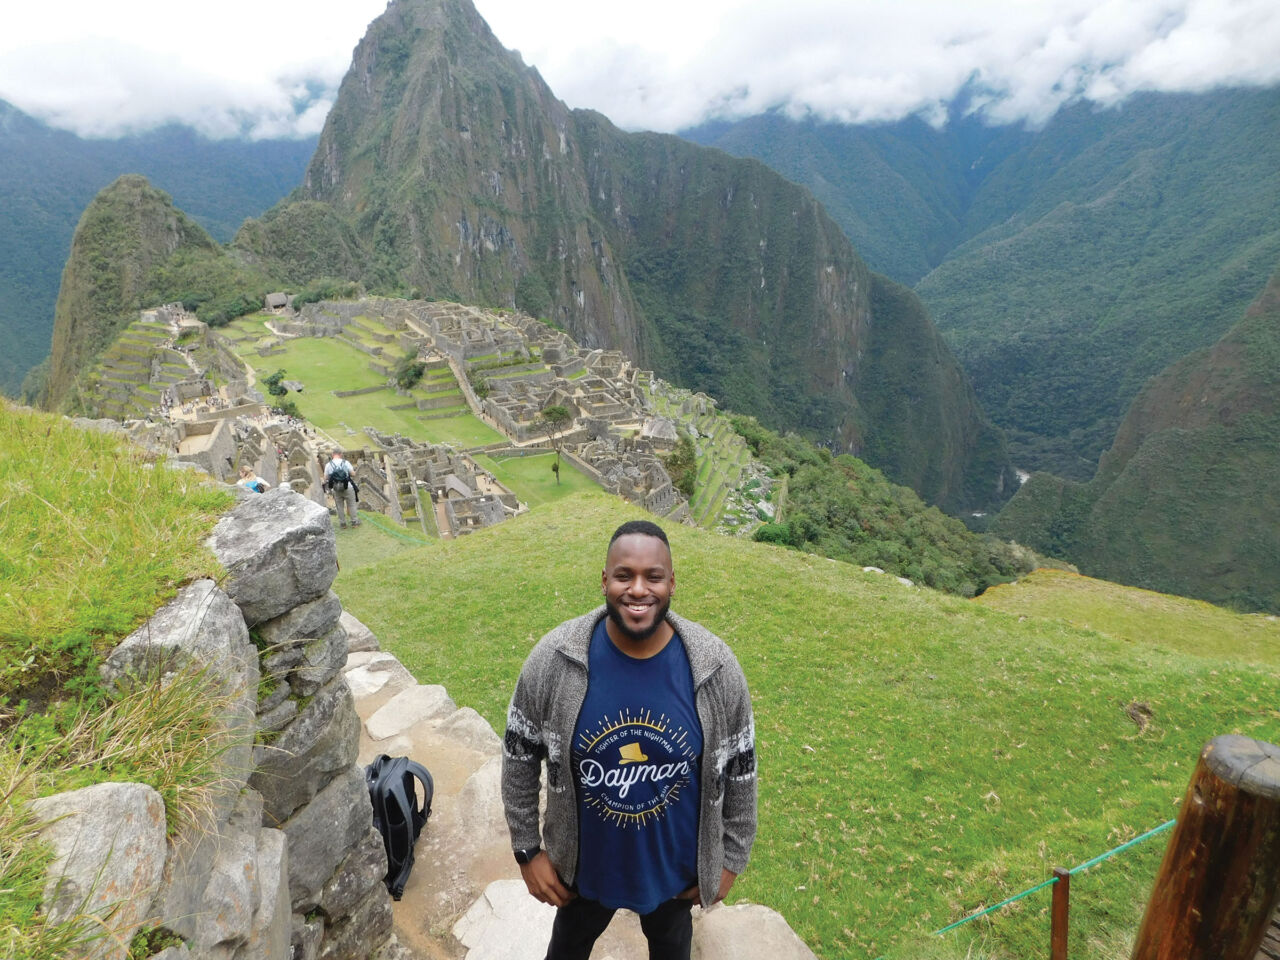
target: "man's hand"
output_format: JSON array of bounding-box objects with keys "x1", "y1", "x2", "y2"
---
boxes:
[
  {"x1": 676, "y1": 869, "x2": 737, "y2": 906},
  {"x1": 519, "y1": 851, "x2": 575, "y2": 907}
]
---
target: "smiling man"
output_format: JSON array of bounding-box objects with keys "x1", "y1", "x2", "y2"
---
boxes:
[{"x1": 501, "y1": 520, "x2": 757, "y2": 960}]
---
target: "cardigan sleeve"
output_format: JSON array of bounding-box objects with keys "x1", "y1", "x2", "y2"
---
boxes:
[
  {"x1": 501, "y1": 658, "x2": 546, "y2": 851},
  {"x1": 719, "y1": 658, "x2": 757, "y2": 874}
]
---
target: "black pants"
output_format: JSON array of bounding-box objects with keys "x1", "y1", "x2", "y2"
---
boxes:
[{"x1": 544, "y1": 895, "x2": 694, "y2": 960}]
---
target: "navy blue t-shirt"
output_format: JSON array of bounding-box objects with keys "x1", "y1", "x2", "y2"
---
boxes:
[{"x1": 572, "y1": 617, "x2": 703, "y2": 913}]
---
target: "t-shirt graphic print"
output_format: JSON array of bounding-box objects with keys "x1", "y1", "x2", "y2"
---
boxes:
[{"x1": 571, "y1": 618, "x2": 703, "y2": 913}]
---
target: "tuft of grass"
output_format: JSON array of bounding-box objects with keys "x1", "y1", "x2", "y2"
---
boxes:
[
  {"x1": 334, "y1": 492, "x2": 1280, "y2": 959},
  {"x1": 1, "y1": 666, "x2": 240, "y2": 959}
]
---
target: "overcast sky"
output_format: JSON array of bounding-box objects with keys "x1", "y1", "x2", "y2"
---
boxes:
[{"x1": 2, "y1": 0, "x2": 1277, "y2": 140}]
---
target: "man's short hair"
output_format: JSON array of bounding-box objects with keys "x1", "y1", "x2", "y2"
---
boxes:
[{"x1": 608, "y1": 520, "x2": 670, "y2": 553}]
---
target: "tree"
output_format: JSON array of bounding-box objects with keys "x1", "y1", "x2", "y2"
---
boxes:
[
  {"x1": 538, "y1": 404, "x2": 573, "y2": 485},
  {"x1": 262, "y1": 368, "x2": 288, "y2": 397},
  {"x1": 662, "y1": 431, "x2": 697, "y2": 498},
  {"x1": 395, "y1": 352, "x2": 426, "y2": 390}
]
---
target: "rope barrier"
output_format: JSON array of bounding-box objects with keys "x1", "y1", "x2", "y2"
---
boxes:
[
  {"x1": 871, "y1": 818, "x2": 1177, "y2": 959},
  {"x1": 1068, "y1": 819, "x2": 1175, "y2": 875}
]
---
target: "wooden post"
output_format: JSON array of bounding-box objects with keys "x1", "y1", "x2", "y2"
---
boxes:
[
  {"x1": 1130, "y1": 735, "x2": 1280, "y2": 960},
  {"x1": 1051, "y1": 867, "x2": 1070, "y2": 960}
]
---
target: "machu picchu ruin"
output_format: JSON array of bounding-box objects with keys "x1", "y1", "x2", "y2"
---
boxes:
[{"x1": 72, "y1": 293, "x2": 780, "y2": 537}]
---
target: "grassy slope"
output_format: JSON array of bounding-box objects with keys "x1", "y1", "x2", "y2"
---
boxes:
[
  {"x1": 1, "y1": 403, "x2": 235, "y2": 959},
  {"x1": 976, "y1": 569, "x2": 1280, "y2": 668},
  {"x1": 334, "y1": 493, "x2": 1280, "y2": 960}
]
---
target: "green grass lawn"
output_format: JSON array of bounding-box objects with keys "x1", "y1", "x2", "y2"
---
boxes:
[
  {"x1": 976, "y1": 569, "x2": 1280, "y2": 668},
  {"x1": 238, "y1": 337, "x2": 503, "y2": 448},
  {"x1": 473, "y1": 452, "x2": 599, "y2": 507},
  {"x1": 333, "y1": 493, "x2": 1280, "y2": 960}
]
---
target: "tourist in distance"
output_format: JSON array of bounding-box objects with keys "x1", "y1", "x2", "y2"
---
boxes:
[
  {"x1": 502, "y1": 520, "x2": 757, "y2": 960},
  {"x1": 323, "y1": 449, "x2": 361, "y2": 528},
  {"x1": 237, "y1": 464, "x2": 268, "y2": 493}
]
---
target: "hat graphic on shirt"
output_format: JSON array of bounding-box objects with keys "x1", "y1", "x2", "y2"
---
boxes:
[{"x1": 618, "y1": 742, "x2": 649, "y2": 765}]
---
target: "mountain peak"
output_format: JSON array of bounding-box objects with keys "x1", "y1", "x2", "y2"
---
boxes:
[{"x1": 44, "y1": 176, "x2": 216, "y2": 409}]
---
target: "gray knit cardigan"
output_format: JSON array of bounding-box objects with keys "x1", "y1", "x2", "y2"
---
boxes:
[{"x1": 501, "y1": 607, "x2": 757, "y2": 906}]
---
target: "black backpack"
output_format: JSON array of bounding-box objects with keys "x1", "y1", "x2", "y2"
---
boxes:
[
  {"x1": 329, "y1": 463, "x2": 350, "y2": 492},
  {"x1": 365, "y1": 754, "x2": 434, "y2": 900}
]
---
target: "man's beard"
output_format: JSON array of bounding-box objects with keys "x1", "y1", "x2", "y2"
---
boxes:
[{"x1": 605, "y1": 596, "x2": 671, "y2": 643}]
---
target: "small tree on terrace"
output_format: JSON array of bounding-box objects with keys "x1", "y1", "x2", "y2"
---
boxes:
[{"x1": 538, "y1": 404, "x2": 573, "y2": 485}]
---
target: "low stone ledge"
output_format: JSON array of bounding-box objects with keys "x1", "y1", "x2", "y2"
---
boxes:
[
  {"x1": 453, "y1": 880, "x2": 554, "y2": 959},
  {"x1": 693, "y1": 903, "x2": 819, "y2": 960},
  {"x1": 208, "y1": 488, "x2": 337, "y2": 626},
  {"x1": 341, "y1": 611, "x2": 379, "y2": 653},
  {"x1": 345, "y1": 653, "x2": 417, "y2": 703},
  {"x1": 436, "y1": 706, "x2": 502, "y2": 755},
  {"x1": 366, "y1": 685, "x2": 456, "y2": 741}
]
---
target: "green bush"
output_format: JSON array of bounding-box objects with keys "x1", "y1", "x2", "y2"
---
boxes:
[{"x1": 395, "y1": 353, "x2": 427, "y2": 390}]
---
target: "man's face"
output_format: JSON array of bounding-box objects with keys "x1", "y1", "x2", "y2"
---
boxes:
[{"x1": 602, "y1": 533, "x2": 675, "y2": 643}]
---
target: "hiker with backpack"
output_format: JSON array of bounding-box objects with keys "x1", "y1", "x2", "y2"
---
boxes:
[{"x1": 324, "y1": 449, "x2": 361, "y2": 528}]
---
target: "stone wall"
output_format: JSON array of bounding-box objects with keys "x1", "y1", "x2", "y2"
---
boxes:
[{"x1": 31, "y1": 488, "x2": 395, "y2": 960}]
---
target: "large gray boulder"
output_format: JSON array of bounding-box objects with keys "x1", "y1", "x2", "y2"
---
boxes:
[
  {"x1": 245, "y1": 827, "x2": 291, "y2": 960},
  {"x1": 100, "y1": 579, "x2": 255, "y2": 700},
  {"x1": 251, "y1": 675, "x2": 361, "y2": 826},
  {"x1": 258, "y1": 590, "x2": 344, "y2": 655},
  {"x1": 30, "y1": 782, "x2": 168, "y2": 960},
  {"x1": 288, "y1": 626, "x2": 350, "y2": 698},
  {"x1": 208, "y1": 487, "x2": 337, "y2": 625},
  {"x1": 320, "y1": 827, "x2": 388, "y2": 921},
  {"x1": 281, "y1": 765, "x2": 376, "y2": 913},
  {"x1": 191, "y1": 789, "x2": 264, "y2": 957},
  {"x1": 99, "y1": 580, "x2": 258, "y2": 821},
  {"x1": 316, "y1": 887, "x2": 394, "y2": 960}
]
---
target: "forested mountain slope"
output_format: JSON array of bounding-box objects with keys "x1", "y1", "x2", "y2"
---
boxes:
[
  {"x1": 41, "y1": 176, "x2": 276, "y2": 410},
  {"x1": 688, "y1": 89, "x2": 1280, "y2": 479},
  {"x1": 0, "y1": 100, "x2": 314, "y2": 397},
  {"x1": 991, "y1": 262, "x2": 1280, "y2": 613}
]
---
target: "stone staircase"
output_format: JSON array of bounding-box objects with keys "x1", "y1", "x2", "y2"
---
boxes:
[{"x1": 341, "y1": 624, "x2": 817, "y2": 960}]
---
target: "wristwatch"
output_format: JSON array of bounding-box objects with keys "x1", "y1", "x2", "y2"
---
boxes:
[{"x1": 513, "y1": 846, "x2": 541, "y2": 865}]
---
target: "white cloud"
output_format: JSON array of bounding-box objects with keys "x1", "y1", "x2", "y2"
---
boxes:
[{"x1": 0, "y1": 0, "x2": 1277, "y2": 139}]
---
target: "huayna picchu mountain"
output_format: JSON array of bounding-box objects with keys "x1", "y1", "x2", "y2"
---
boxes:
[
  {"x1": 234, "y1": 0, "x2": 1015, "y2": 512},
  {"x1": 992, "y1": 261, "x2": 1280, "y2": 613},
  {"x1": 43, "y1": 176, "x2": 219, "y2": 409},
  {"x1": 42, "y1": 175, "x2": 277, "y2": 411}
]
